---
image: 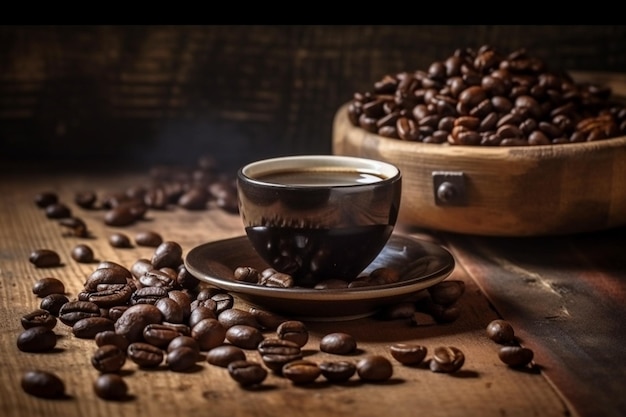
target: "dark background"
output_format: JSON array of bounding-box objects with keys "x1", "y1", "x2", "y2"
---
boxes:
[{"x1": 1, "y1": 25, "x2": 625, "y2": 174}]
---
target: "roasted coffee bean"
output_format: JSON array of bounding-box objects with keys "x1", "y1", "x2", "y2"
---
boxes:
[
  {"x1": 188, "y1": 306, "x2": 217, "y2": 328},
  {"x1": 356, "y1": 355, "x2": 393, "y2": 382},
  {"x1": 34, "y1": 192, "x2": 58, "y2": 208},
  {"x1": 424, "y1": 300, "x2": 461, "y2": 323},
  {"x1": 107, "y1": 305, "x2": 128, "y2": 321},
  {"x1": 178, "y1": 187, "x2": 210, "y2": 210},
  {"x1": 167, "y1": 346, "x2": 199, "y2": 372},
  {"x1": 155, "y1": 297, "x2": 184, "y2": 324},
  {"x1": 176, "y1": 265, "x2": 200, "y2": 290},
  {"x1": 168, "y1": 335, "x2": 200, "y2": 354},
  {"x1": 21, "y1": 309, "x2": 57, "y2": 330},
  {"x1": 71, "y1": 244, "x2": 95, "y2": 263},
  {"x1": 276, "y1": 320, "x2": 309, "y2": 347},
  {"x1": 151, "y1": 241, "x2": 183, "y2": 269},
  {"x1": 130, "y1": 286, "x2": 169, "y2": 305},
  {"x1": 130, "y1": 258, "x2": 155, "y2": 279},
  {"x1": 29, "y1": 249, "x2": 61, "y2": 268},
  {"x1": 73, "y1": 317, "x2": 115, "y2": 339},
  {"x1": 32, "y1": 277, "x2": 65, "y2": 297},
  {"x1": 95, "y1": 330, "x2": 130, "y2": 351},
  {"x1": 257, "y1": 338, "x2": 303, "y2": 373},
  {"x1": 428, "y1": 280, "x2": 466, "y2": 305},
  {"x1": 498, "y1": 346, "x2": 534, "y2": 368},
  {"x1": 227, "y1": 360, "x2": 268, "y2": 386},
  {"x1": 259, "y1": 270, "x2": 294, "y2": 288},
  {"x1": 225, "y1": 325, "x2": 265, "y2": 350},
  {"x1": 87, "y1": 283, "x2": 135, "y2": 308},
  {"x1": 108, "y1": 232, "x2": 133, "y2": 248},
  {"x1": 92, "y1": 344, "x2": 127, "y2": 373},
  {"x1": 139, "y1": 269, "x2": 176, "y2": 289},
  {"x1": 206, "y1": 344, "x2": 246, "y2": 367},
  {"x1": 486, "y1": 319, "x2": 516, "y2": 344},
  {"x1": 21, "y1": 370, "x2": 65, "y2": 398},
  {"x1": 282, "y1": 360, "x2": 321, "y2": 385},
  {"x1": 233, "y1": 266, "x2": 261, "y2": 283},
  {"x1": 17, "y1": 326, "x2": 57, "y2": 352},
  {"x1": 319, "y1": 360, "x2": 357, "y2": 382},
  {"x1": 248, "y1": 307, "x2": 288, "y2": 330},
  {"x1": 114, "y1": 304, "x2": 163, "y2": 343},
  {"x1": 45, "y1": 202, "x2": 71, "y2": 219},
  {"x1": 430, "y1": 346, "x2": 465, "y2": 373},
  {"x1": 389, "y1": 343, "x2": 427, "y2": 365},
  {"x1": 96, "y1": 261, "x2": 133, "y2": 276},
  {"x1": 74, "y1": 191, "x2": 97, "y2": 209},
  {"x1": 143, "y1": 323, "x2": 184, "y2": 348},
  {"x1": 39, "y1": 293, "x2": 69, "y2": 316},
  {"x1": 211, "y1": 292, "x2": 234, "y2": 314},
  {"x1": 167, "y1": 290, "x2": 193, "y2": 319},
  {"x1": 218, "y1": 308, "x2": 260, "y2": 329},
  {"x1": 135, "y1": 230, "x2": 163, "y2": 247},
  {"x1": 84, "y1": 266, "x2": 131, "y2": 291},
  {"x1": 319, "y1": 332, "x2": 357, "y2": 355},
  {"x1": 191, "y1": 318, "x2": 226, "y2": 351},
  {"x1": 104, "y1": 205, "x2": 137, "y2": 227},
  {"x1": 59, "y1": 217, "x2": 89, "y2": 237},
  {"x1": 58, "y1": 300, "x2": 101, "y2": 326},
  {"x1": 127, "y1": 342, "x2": 164, "y2": 368},
  {"x1": 93, "y1": 373, "x2": 128, "y2": 400}
]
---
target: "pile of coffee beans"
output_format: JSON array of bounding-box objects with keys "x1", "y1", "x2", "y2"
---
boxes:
[{"x1": 348, "y1": 45, "x2": 626, "y2": 146}]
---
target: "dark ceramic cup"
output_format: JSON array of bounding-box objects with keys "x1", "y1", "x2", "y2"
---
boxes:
[{"x1": 237, "y1": 155, "x2": 402, "y2": 287}]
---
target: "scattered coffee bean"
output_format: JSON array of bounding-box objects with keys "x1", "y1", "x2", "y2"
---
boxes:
[
  {"x1": 356, "y1": 355, "x2": 393, "y2": 382},
  {"x1": 73, "y1": 316, "x2": 115, "y2": 339},
  {"x1": 168, "y1": 335, "x2": 200, "y2": 354},
  {"x1": 93, "y1": 373, "x2": 128, "y2": 401},
  {"x1": 109, "y1": 232, "x2": 133, "y2": 248},
  {"x1": 127, "y1": 342, "x2": 164, "y2": 368},
  {"x1": 135, "y1": 231, "x2": 163, "y2": 247},
  {"x1": 59, "y1": 217, "x2": 89, "y2": 237},
  {"x1": 206, "y1": 344, "x2": 246, "y2": 367},
  {"x1": 21, "y1": 309, "x2": 57, "y2": 330},
  {"x1": 45, "y1": 202, "x2": 71, "y2": 219},
  {"x1": 71, "y1": 243, "x2": 95, "y2": 263},
  {"x1": 91, "y1": 344, "x2": 127, "y2": 373},
  {"x1": 32, "y1": 277, "x2": 65, "y2": 297},
  {"x1": 151, "y1": 241, "x2": 183, "y2": 269},
  {"x1": 21, "y1": 370, "x2": 65, "y2": 399},
  {"x1": 191, "y1": 318, "x2": 226, "y2": 351},
  {"x1": 95, "y1": 330, "x2": 130, "y2": 351},
  {"x1": 248, "y1": 307, "x2": 288, "y2": 330},
  {"x1": 114, "y1": 303, "x2": 163, "y2": 343},
  {"x1": 17, "y1": 326, "x2": 57, "y2": 352},
  {"x1": 39, "y1": 293, "x2": 69, "y2": 316},
  {"x1": 276, "y1": 320, "x2": 309, "y2": 347},
  {"x1": 282, "y1": 360, "x2": 321, "y2": 385},
  {"x1": 218, "y1": 308, "x2": 261, "y2": 329},
  {"x1": 74, "y1": 191, "x2": 97, "y2": 209},
  {"x1": 233, "y1": 266, "x2": 261, "y2": 283},
  {"x1": 227, "y1": 360, "x2": 268, "y2": 386},
  {"x1": 498, "y1": 346, "x2": 534, "y2": 368},
  {"x1": 429, "y1": 346, "x2": 465, "y2": 373},
  {"x1": 167, "y1": 346, "x2": 199, "y2": 372},
  {"x1": 34, "y1": 192, "x2": 58, "y2": 208},
  {"x1": 29, "y1": 249, "x2": 62, "y2": 268},
  {"x1": 319, "y1": 360, "x2": 357, "y2": 382},
  {"x1": 319, "y1": 332, "x2": 357, "y2": 355},
  {"x1": 389, "y1": 343, "x2": 427, "y2": 365},
  {"x1": 486, "y1": 319, "x2": 516, "y2": 344},
  {"x1": 225, "y1": 324, "x2": 265, "y2": 350},
  {"x1": 58, "y1": 300, "x2": 101, "y2": 326},
  {"x1": 257, "y1": 338, "x2": 303, "y2": 373}
]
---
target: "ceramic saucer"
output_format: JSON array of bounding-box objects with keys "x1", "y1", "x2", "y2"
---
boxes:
[{"x1": 184, "y1": 234, "x2": 455, "y2": 321}]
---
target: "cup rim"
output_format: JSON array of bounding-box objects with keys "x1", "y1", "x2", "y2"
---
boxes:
[{"x1": 239, "y1": 154, "x2": 401, "y2": 188}]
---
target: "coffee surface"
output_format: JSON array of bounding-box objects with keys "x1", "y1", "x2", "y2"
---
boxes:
[{"x1": 256, "y1": 169, "x2": 385, "y2": 186}]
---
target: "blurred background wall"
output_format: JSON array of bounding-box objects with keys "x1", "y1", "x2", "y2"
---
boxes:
[{"x1": 1, "y1": 25, "x2": 625, "y2": 173}]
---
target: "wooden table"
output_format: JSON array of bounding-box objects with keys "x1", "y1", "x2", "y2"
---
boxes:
[{"x1": 0, "y1": 167, "x2": 624, "y2": 417}]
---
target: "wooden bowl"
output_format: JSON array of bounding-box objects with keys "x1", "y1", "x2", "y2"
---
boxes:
[{"x1": 332, "y1": 103, "x2": 626, "y2": 236}]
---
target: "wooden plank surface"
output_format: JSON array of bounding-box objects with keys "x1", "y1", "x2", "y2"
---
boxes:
[{"x1": 0, "y1": 169, "x2": 577, "y2": 417}]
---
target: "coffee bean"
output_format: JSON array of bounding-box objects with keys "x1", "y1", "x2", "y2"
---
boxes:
[
  {"x1": 71, "y1": 244, "x2": 95, "y2": 263},
  {"x1": 114, "y1": 303, "x2": 163, "y2": 343},
  {"x1": 486, "y1": 319, "x2": 516, "y2": 344},
  {"x1": 225, "y1": 325, "x2": 265, "y2": 350},
  {"x1": 104, "y1": 205, "x2": 138, "y2": 227},
  {"x1": 95, "y1": 330, "x2": 130, "y2": 351},
  {"x1": 389, "y1": 343, "x2": 427, "y2": 365},
  {"x1": 58, "y1": 300, "x2": 101, "y2": 326},
  {"x1": 356, "y1": 355, "x2": 393, "y2": 382},
  {"x1": 428, "y1": 280, "x2": 466, "y2": 306},
  {"x1": 319, "y1": 332, "x2": 357, "y2": 355},
  {"x1": 109, "y1": 232, "x2": 133, "y2": 248},
  {"x1": 233, "y1": 266, "x2": 260, "y2": 283},
  {"x1": 218, "y1": 308, "x2": 261, "y2": 329},
  {"x1": 429, "y1": 346, "x2": 465, "y2": 373},
  {"x1": 151, "y1": 241, "x2": 183, "y2": 269},
  {"x1": 282, "y1": 360, "x2": 321, "y2": 385},
  {"x1": 73, "y1": 316, "x2": 115, "y2": 339},
  {"x1": 498, "y1": 346, "x2": 534, "y2": 368},
  {"x1": 39, "y1": 293, "x2": 69, "y2": 316},
  {"x1": 21, "y1": 309, "x2": 57, "y2": 330},
  {"x1": 130, "y1": 258, "x2": 155, "y2": 279},
  {"x1": 29, "y1": 249, "x2": 61, "y2": 268},
  {"x1": 135, "y1": 230, "x2": 163, "y2": 247},
  {"x1": 34, "y1": 192, "x2": 58, "y2": 208},
  {"x1": 191, "y1": 318, "x2": 226, "y2": 351},
  {"x1": 319, "y1": 360, "x2": 357, "y2": 382},
  {"x1": 127, "y1": 342, "x2": 164, "y2": 368},
  {"x1": 188, "y1": 306, "x2": 217, "y2": 328},
  {"x1": 155, "y1": 297, "x2": 184, "y2": 324},
  {"x1": 17, "y1": 326, "x2": 57, "y2": 352},
  {"x1": 257, "y1": 338, "x2": 303, "y2": 373},
  {"x1": 206, "y1": 344, "x2": 246, "y2": 367},
  {"x1": 167, "y1": 335, "x2": 200, "y2": 354},
  {"x1": 58, "y1": 217, "x2": 89, "y2": 237},
  {"x1": 21, "y1": 370, "x2": 65, "y2": 399},
  {"x1": 93, "y1": 373, "x2": 128, "y2": 400},
  {"x1": 92, "y1": 344, "x2": 127, "y2": 373},
  {"x1": 32, "y1": 277, "x2": 65, "y2": 297},
  {"x1": 143, "y1": 323, "x2": 184, "y2": 348},
  {"x1": 276, "y1": 320, "x2": 309, "y2": 347},
  {"x1": 45, "y1": 202, "x2": 71, "y2": 219},
  {"x1": 74, "y1": 191, "x2": 97, "y2": 209},
  {"x1": 248, "y1": 307, "x2": 288, "y2": 331},
  {"x1": 167, "y1": 346, "x2": 199, "y2": 372},
  {"x1": 227, "y1": 360, "x2": 268, "y2": 386}
]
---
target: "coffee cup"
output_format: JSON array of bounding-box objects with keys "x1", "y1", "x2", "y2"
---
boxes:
[{"x1": 236, "y1": 154, "x2": 402, "y2": 287}]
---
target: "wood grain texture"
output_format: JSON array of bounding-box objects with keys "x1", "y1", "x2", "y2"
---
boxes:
[{"x1": 0, "y1": 170, "x2": 573, "y2": 417}]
